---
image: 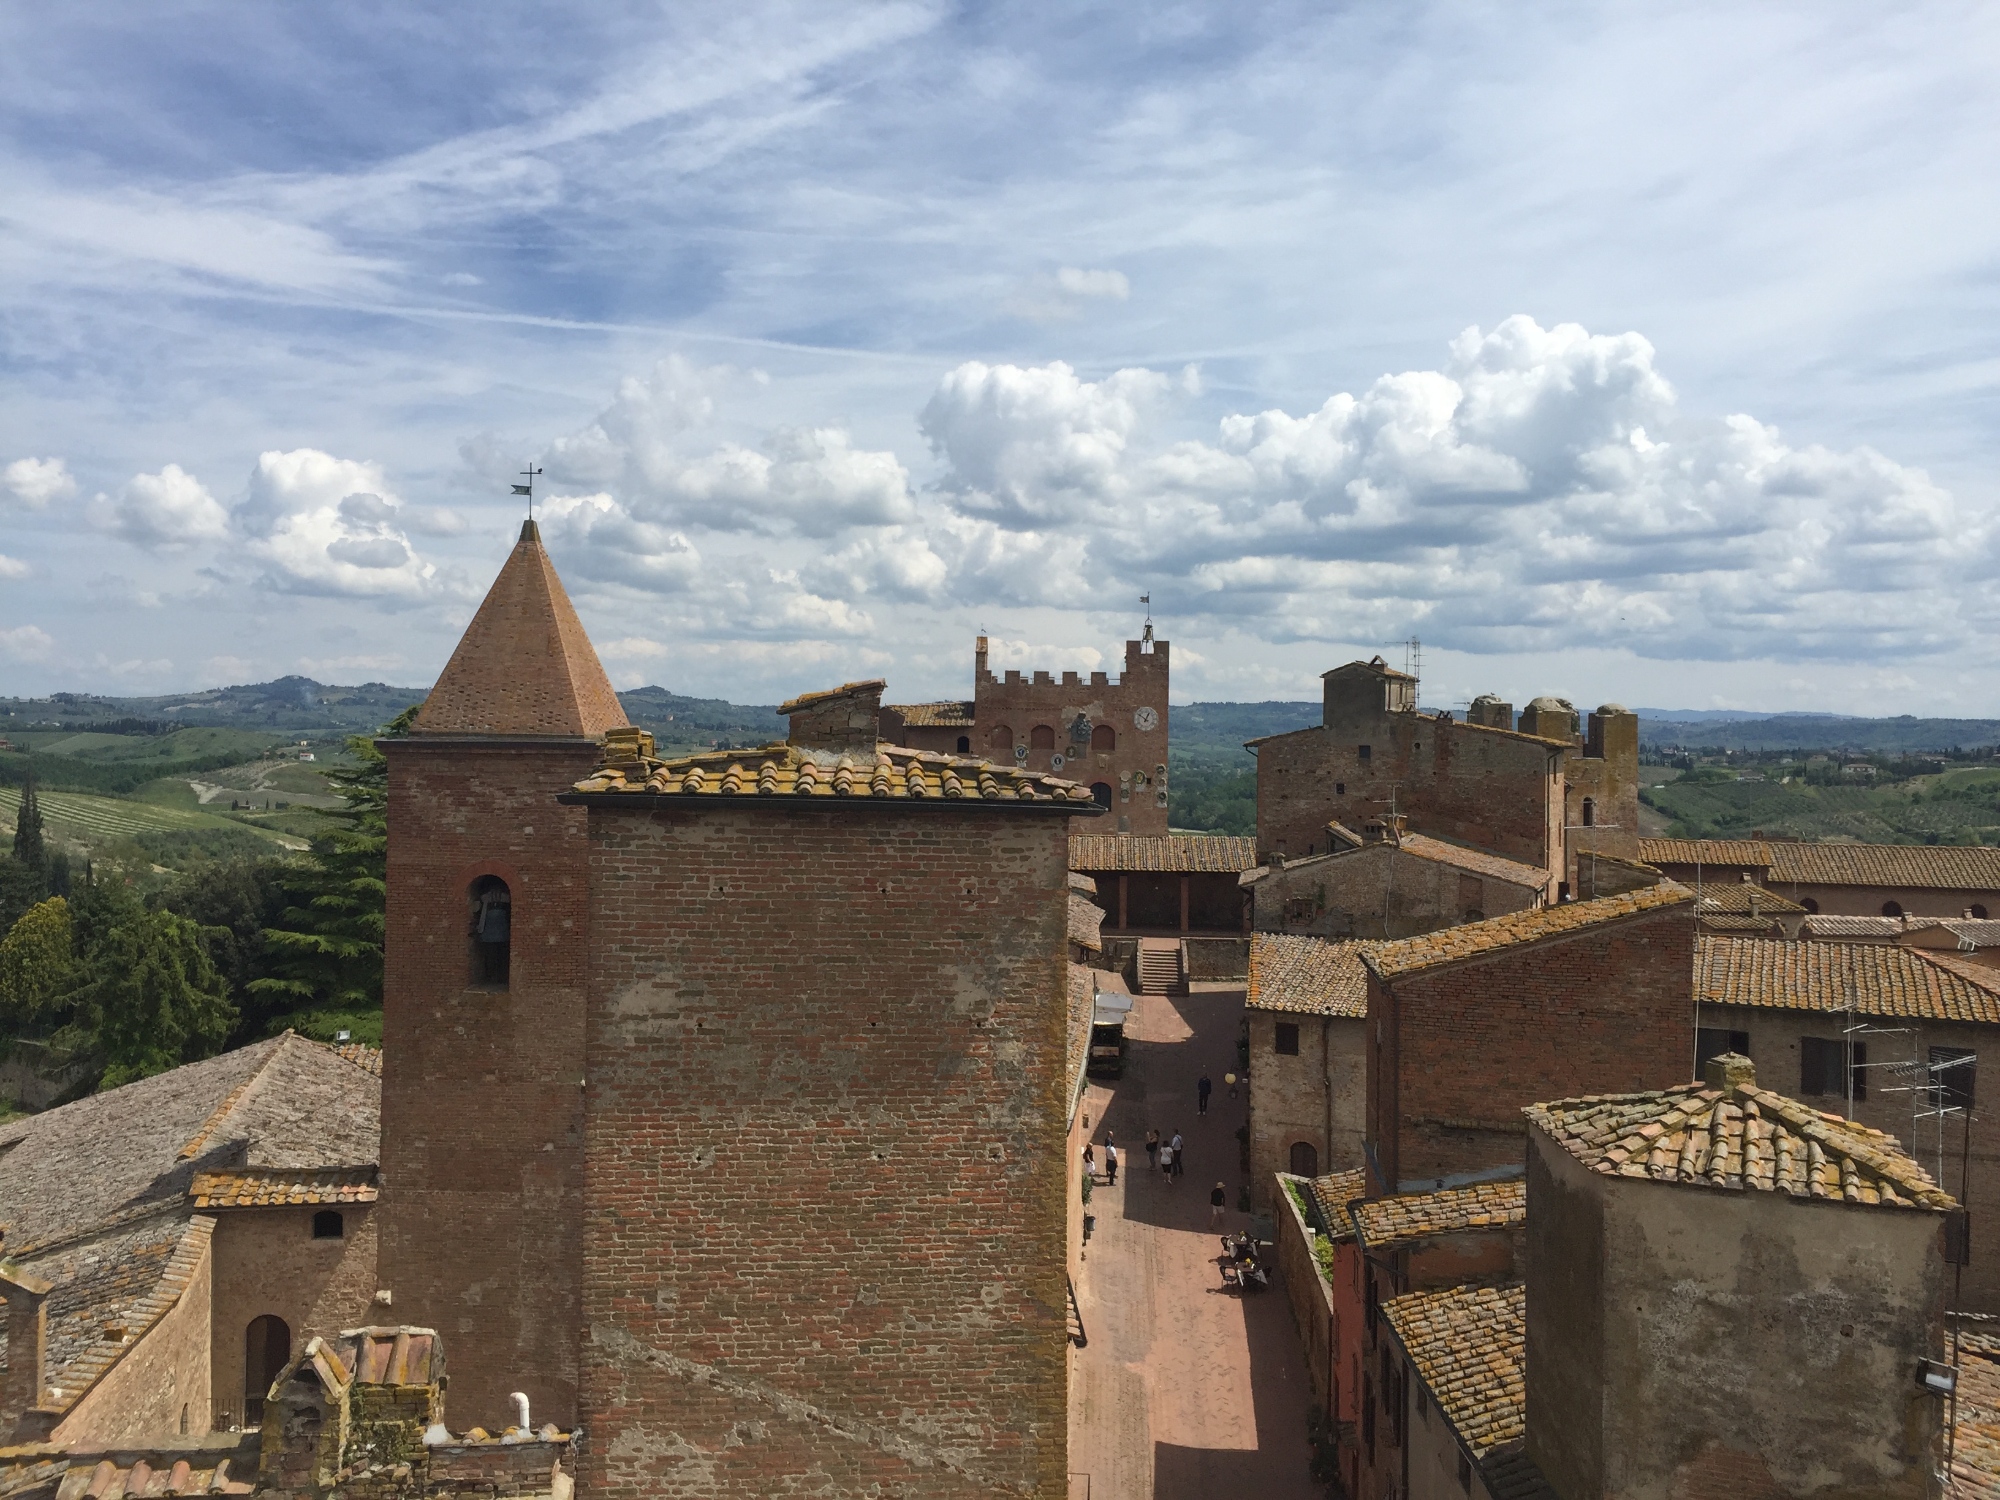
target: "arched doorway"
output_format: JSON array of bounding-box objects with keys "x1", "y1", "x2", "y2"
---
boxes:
[
  {"x1": 245, "y1": 1314, "x2": 291, "y2": 1424},
  {"x1": 1289, "y1": 1140, "x2": 1320, "y2": 1177}
]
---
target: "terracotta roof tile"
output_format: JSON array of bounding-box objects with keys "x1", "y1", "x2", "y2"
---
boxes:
[
  {"x1": 0, "y1": 1435, "x2": 262, "y2": 1500},
  {"x1": 1951, "y1": 1330, "x2": 2000, "y2": 1499},
  {"x1": 1772, "y1": 842, "x2": 2000, "y2": 892},
  {"x1": 1390, "y1": 833, "x2": 1550, "y2": 891},
  {"x1": 36, "y1": 1216, "x2": 215, "y2": 1416},
  {"x1": 411, "y1": 519, "x2": 628, "y2": 739},
  {"x1": 1365, "y1": 883, "x2": 1693, "y2": 980},
  {"x1": 1381, "y1": 1283, "x2": 1526, "y2": 1460},
  {"x1": 1247, "y1": 935, "x2": 1370, "y2": 1017},
  {"x1": 334, "y1": 1042, "x2": 384, "y2": 1076},
  {"x1": 1803, "y1": 914, "x2": 1948, "y2": 940},
  {"x1": 886, "y1": 701, "x2": 976, "y2": 727},
  {"x1": 1067, "y1": 834, "x2": 1260, "y2": 873},
  {"x1": 1068, "y1": 894, "x2": 1104, "y2": 952},
  {"x1": 1352, "y1": 1178, "x2": 1526, "y2": 1249},
  {"x1": 1638, "y1": 838, "x2": 1774, "y2": 868},
  {"x1": 1307, "y1": 1169, "x2": 1371, "y2": 1225},
  {"x1": 1696, "y1": 935, "x2": 2000, "y2": 1025},
  {"x1": 1696, "y1": 883, "x2": 1806, "y2": 916},
  {"x1": 1525, "y1": 1056, "x2": 1952, "y2": 1210},
  {"x1": 570, "y1": 741, "x2": 1098, "y2": 810},
  {"x1": 190, "y1": 1165, "x2": 379, "y2": 1209}
]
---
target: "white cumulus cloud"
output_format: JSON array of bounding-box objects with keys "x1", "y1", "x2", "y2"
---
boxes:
[
  {"x1": 0, "y1": 625, "x2": 54, "y2": 661},
  {"x1": 0, "y1": 555, "x2": 27, "y2": 579},
  {"x1": 3, "y1": 456, "x2": 77, "y2": 508},
  {"x1": 88, "y1": 464, "x2": 231, "y2": 548},
  {"x1": 237, "y1": 449, "x2": 442, "y2": 599}
]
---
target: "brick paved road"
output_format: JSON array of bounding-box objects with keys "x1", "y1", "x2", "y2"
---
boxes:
[{"x1": 1068, "y1": 980, "x2": 1321, "y2": 1500}]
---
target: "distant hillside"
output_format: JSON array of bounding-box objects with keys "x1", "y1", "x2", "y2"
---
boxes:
[
  {"x1": 1170, "y1": 701, "x2": 1321, "y2": 765},
  {"x1": 1639, "y1": 714, "x2": 2000, "y2": 753}
]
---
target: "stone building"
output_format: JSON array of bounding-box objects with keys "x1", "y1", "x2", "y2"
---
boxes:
[
  {"x1": 1362, "y1": 884, "x2": 1696, "y2": 1192},
  {"x1": 1241, "y1": 821, "x2": 1550, "y2": 941},
  {"x1": 558, "y1": 677, "x2": 1094, "y2": 1497},
  {"x1": 1244, "y1": 934, "x2": 1370, "y2": 1199},
  {"x1": 1524, "y1": 1053, "x2": 1951, "y2": 1498},
  {"x1": 376, "y1": 517, "x2": 629, "y2": 1432},
  {"x1": 1640, "y1": 836, "x2": 2000, "y2": 919},
  {"x1": 0, "y1": 1033, "x2": 381, "y2": 1443},
  {"x1": 1067, "y1": 833, "x2": 1256, "y2": 936},
  {"x1": 884, "y1": 633, "x2": 1171, "y2": 833},
  {"x1": 1254, "y1": 659, "x2": 1639, "y2": 893},
  {"x1": 1692, "y1": 934, "x2": 2000, "y2": 1312}
]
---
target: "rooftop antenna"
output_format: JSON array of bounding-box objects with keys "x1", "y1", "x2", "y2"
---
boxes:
[
  {"x1": 1140, "y1": 594, "x2": 1154, "y2": 651},
  {"x1": 512, "y1": 464, "x2": 543, "y2": 522}
]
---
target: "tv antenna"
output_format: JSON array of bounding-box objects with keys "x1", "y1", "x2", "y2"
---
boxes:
[{"x1": 512, "y1": 464, "x2": 543, "y2": 521}]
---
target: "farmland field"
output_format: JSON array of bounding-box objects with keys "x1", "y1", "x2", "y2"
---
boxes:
[{"x1": 37, "y1": 790, "x2": 306, "y2": 850}]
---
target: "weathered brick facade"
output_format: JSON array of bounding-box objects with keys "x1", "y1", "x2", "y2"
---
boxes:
[
  {"x1": 570, "y1": 799, "x2": 1075, "y2": 1498},
  {"x1": 1255, "y1": 661, "x2": 1565, "y2": 873},
  {"x1": 1365, "y1": 895, "x2": 1697, "y2": 1190},
  {"x1": 1245, "y1": 1009, "x2": 1367, "y2": 1206}
]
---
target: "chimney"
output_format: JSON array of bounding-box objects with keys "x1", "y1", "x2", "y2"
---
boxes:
[
  {"x1": 1, "y1": 1266, "x2": 52, "y2": 1438},
  {"x1": 779, "y1": 680, "x2": 887, "y2": 755},
  {"x1": 1703, "y1": 1052, "x2": 1756, "y2": 1094}
]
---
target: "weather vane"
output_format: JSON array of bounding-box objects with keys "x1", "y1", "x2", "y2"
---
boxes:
[
  {"x1": 1141, "y1": 592, "x2": 1153, "y2": 647},
  {"x1": 512, "y1": 464, "x2": 543, "y2": 520}
]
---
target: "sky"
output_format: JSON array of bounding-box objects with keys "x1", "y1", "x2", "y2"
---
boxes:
[{"x1": 3, "y1": 3, "x2": 1999, "y2": 715}]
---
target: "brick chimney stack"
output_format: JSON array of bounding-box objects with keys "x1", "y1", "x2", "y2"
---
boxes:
[{"x1": 780, "y1": 680, "x2": 886, "y2": 754}]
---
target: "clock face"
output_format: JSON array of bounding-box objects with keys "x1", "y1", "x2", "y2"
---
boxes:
[{"x1": 1133, "y1": 706, "x2": 1160, "y2": 733}]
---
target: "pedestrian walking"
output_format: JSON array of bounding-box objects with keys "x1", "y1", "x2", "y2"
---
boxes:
[
  {"x1": 1159, "y1": 1141, "x2": 1174, "y2": 1180},
  {"x1": 1210, "y1": 1181, "x2": 1227, "y2": 1225},
  {"x1": 1082, "y1": 1143, "x2": 1095, "y2": 1180},
  {"x1": 1146, "y1": 1128, "x2": 1160, "y2": 1168},
  {"x1": 1105, "y1": 1138, "x2": 1119, "y2": 1186},
  {"x1": 1198, "y1": 1073, "x2": 1212, "y2": 1115},
  {"x1": 1170, "y1": 1130, "x2": 1185, "y2": 1178}
]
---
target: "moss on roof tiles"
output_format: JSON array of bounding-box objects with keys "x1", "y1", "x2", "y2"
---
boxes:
[
  {"x1": 1353, "y1": 1178, "x2": 1525, "y2": 1248},
  {"x1": 1382, "y1": 1283, "x2": 1527, "y2": 1460},
  {"x1": 1364, "y1": 882, "x2": 1693, "y2": 980},
  {"x1": 1247, "y1": 934, "x2": 1371, "y2": 1017},
  {"x1": 573, "y1": 740, "x2": 1098, "y2": 808},
  {"x1": 1697, "y1": 936, "x2": 2000, "y2": 1025}
]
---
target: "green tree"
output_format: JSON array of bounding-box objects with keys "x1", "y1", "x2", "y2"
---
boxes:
[
  {"x1": 64, "y1": 906, "x2": 235, "y2": 1087},
  {"x1": 0, "y1": 896, "x2": 76, "y2": 1031},
  {"x1": 153, "y1": 856, "x2": 291, "y2": 1040},
  {"x1": 11, "y1": 768, "x2": 45, "y2": 875},
  {"x1": 251, "y1": 705, "x2": 417, "y2": 1040}
]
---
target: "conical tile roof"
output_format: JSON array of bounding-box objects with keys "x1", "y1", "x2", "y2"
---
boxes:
[{"x1": 413, "y1": 519, "x2": 629, "y2": 738}]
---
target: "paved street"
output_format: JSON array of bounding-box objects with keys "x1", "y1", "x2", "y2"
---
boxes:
[{"x1": 1068, "y1": 980, "x2": 1321, "y2": 1500}]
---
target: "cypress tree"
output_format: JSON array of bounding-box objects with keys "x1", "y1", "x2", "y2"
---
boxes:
[{"x1": 12, "y1": 768, "x2": 45, "y2": 876}]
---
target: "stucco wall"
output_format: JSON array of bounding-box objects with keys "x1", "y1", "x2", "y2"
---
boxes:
[{"x1": 1246, "y1": 1010, "x2": 1367, "y2": 1209}]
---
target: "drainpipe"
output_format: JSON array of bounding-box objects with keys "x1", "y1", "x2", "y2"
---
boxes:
[{"x1": 510, "y1": 1391, "x2": 532, "y2": 1432}]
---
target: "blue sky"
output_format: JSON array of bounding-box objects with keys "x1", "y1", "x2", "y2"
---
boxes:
[{"x1": 3, "y1": 2, "x2": 1999, "y2": 713}]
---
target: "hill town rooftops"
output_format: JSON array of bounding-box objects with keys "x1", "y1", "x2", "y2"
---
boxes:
[
  {"x1": 410, "y1": 518, "x2": 629, "y2": 740},
  {"x1": 1067, "y1": 834, "x2": 1260, "y2": 872},
  {"x1": 1352, "y1": 1178, "x2": 1526, "y2": 1249},
  {"x1": 1696, "y1": 882, "x2": 1807, "y2": 916},
  {"x1": 1380, "y1": 1282, "x2": 1529, "y2": 1462},
  {"x1": 1696, "y1": 935, "x2": 2000, "y2": 1025},
  {"x1": 1246, "y1": 934, "x2": 1370, "y2": 1017},
  {"x1": 1637, "y1": 838, "x2": 1775, "y2": 869},
  {"x1": 1641, "y1": 837, "x2": 2000, "y2": 892},
  {"x1": 1525, "y1": 1054, "x2": 1953, "y2": 1210},
  {"x1": 1362, "y1": 882, "x2": 1693, "y2": 981},
  {"x1": 567, "y1": 739, "x2": 1100, "y2": 810}
]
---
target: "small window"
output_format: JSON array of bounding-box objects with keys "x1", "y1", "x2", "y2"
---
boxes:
[
  {"x1": 1581, "y1": 797, "x2": 1595, "y2": 827},
  {"x1": 1274, "y1": 1022, "x2": 1301, "y2": 1055},
  {"x1": 1696, "y1": 1028, "x2": 1750, "y2": 1071},
  {"x1": 1801, "y1": 1036, "x2": 1866, "y2": 1100},
  {"x1": 1801, "y1": 897, "x2": 1819, "y2": 914},
  {"x1": 1358, "y1": 744, "x2": 1372, "y2": 762},
  {"x1": 1289, "y1": 1140, "x2": 1319, "y2": 1176},
  {"x1": 1030, "y1": 723, "x2": 1057, "y2": 750},
  {"x1": 470, "y1": 875, "x2": 512, "y2": 988},
  {"x1": 1932, "y1": 1048, "x2": 1977, "y2": 1112},
  {"x1": 1335, "y1": 782, "x2": 1345, "y2": 795},
  {"x1": 312, "y1": 1209, "x2": 345, "y2": 1240},
  {"x1": 1883, "y1": 900, "x2": 1905, "y2": 918},
  {"x1": 956, "y1": 735, "x2": 970, "y2": 754},
  {"x1": 1091, "y1": 724, "x2": 1116, "y2": 753}
]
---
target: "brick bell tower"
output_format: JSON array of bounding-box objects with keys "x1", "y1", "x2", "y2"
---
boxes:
[{"x1": 377, "y1": 518, "x2": 628, "y2": 1430}]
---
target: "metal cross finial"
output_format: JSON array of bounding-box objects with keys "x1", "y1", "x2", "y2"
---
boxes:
[
  {"x1": 1140, "y1": 593, "x2": 1153, "y2": 647},
  {"x1": 512, "y1": 464, "x2": 543, "y2": 519}
]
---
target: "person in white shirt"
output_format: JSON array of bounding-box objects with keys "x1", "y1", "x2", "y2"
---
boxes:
[{"x1": 1104, "y1": 1138, "x2": 1119, "y2": 1186}]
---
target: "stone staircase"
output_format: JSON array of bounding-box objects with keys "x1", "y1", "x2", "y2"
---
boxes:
[{"x1": 1136, "y1": 938, "x2": 1183, "y2": 995}]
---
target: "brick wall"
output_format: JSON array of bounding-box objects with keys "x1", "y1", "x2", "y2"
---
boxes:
[
  {"x1": 975, "y1": 639, "x2": 1168, "y2": 836},
  {"x1": 54, "y1": 1221, "x2": 213, "y2": 1445},
  {"x1": 1249, "y1": 846, "x2": 1541, "y2": 941},
  {"x1": 208, "y1": 1205, "x2": 378, "y2": 1427},
  {"x1": 1256, "y1": 718, "x2": 1561, "y2": 873},
  {"x1": 1245, "y1": 1010, "x2": 1366, "y2": 1209},
  {"x1": 1367, "y1": 903, "x2": 1696, "y2": 1189},
  {"x1": 378, "y1": 739, "x2": 602, "y2": 1432},
  {"x1": 576, "y1": 801, "x2": 1072, "y2": 1499}
]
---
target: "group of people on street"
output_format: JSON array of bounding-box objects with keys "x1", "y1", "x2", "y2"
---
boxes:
[{"x1": 1082, "y1": 1070, "x2": 1231, "y2": 1225}]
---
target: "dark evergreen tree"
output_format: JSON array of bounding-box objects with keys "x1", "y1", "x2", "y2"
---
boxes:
[{"x1": 11, "y1": 769, "x2": 45, "y2": 876}]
